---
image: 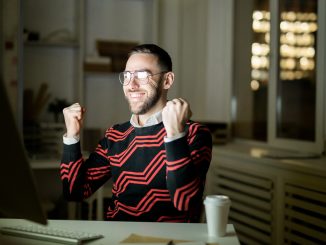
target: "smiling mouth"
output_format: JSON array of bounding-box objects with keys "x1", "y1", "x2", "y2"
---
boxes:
[{"x1": 129, "y1": 92, "x2": 145, "y2": 100}]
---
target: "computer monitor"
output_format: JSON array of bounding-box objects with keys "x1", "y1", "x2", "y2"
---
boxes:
[{"x1": 0, "y1": 79, "x2": 47, "y2": 225}]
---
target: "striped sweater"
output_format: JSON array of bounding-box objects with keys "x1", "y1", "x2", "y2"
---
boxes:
[{"x1": 60, "y1": 121, "x2": 212, "y2": 222}]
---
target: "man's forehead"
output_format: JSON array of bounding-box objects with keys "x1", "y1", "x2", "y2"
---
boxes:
[{"x1": 126, "y1": 53, "x2": 159, "y2": 70}]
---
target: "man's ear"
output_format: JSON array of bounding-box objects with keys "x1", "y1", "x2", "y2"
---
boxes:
[{"x1": 163, "y1": 72, "x2": 174, "y2": 89}]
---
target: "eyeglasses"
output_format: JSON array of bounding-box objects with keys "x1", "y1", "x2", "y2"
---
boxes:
[{"x1": 118, "y1": 70, "x2": 167, "y2": 86}]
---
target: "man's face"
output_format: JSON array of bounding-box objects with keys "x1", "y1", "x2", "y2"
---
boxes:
[{"x1": 123, "y1": 53, "x2": 165, "y2": 115}]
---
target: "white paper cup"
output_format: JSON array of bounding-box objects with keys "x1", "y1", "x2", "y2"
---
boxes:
[{"x1": 204, "y1": 195, "x2": 231, "y2": 237}]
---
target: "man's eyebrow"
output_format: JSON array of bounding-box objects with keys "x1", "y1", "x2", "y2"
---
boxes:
[
  {"x1": 124, "y1": 69, "x2": 151, "y2": 73},
  {"x1": 136, "y1": 69, "x2": 151, "y2": 73}
]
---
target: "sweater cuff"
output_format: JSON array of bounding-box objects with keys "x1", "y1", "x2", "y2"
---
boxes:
[
  {"x1": 63, "y1": 141, "x2": 82, "y2": 160},
  {"x1": 164, "y1": 135, "x2": 190, "y2": 162}
]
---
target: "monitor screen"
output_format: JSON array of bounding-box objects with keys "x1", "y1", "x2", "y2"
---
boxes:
[{"x1": 0, "y1": 80, "x2": 47, "y2": 225}]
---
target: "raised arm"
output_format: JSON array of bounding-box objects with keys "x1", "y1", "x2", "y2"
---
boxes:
[
  {"x1": 162, "y1": 99, "x2": 212, "y2": 215},
  {"x1": 60, "y1": 103, "x2": 111, "y2": 201}
]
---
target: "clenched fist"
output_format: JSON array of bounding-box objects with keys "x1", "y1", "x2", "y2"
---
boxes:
[
  {"x1": 162, "y1": 98, "x2": 192, "y2": 138},
  {"x1": 62, "y1": 103, "x2": 86, "y2": 138}
]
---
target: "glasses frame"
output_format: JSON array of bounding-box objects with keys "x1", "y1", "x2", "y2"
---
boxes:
[{"x1": 118, "y1": 70, "x2": 167, "y2": 86}]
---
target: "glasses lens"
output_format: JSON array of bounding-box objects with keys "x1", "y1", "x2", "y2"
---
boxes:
[
  {"x1": 119, "y1": 71, "x2": 151, "y2": 85},
  {"x1": 119, "y1": 72, "x2": 130, "y2": 85},
  {"x1": 136, "y1": 71, "x2": 149, "y2": 80}
]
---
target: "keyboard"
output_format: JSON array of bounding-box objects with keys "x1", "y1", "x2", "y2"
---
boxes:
[{"x1": 0, "y1": 224, "x2": 104, "y2": 244}]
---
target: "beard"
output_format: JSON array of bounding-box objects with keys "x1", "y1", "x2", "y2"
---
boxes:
[{"x1": 125, "y1": 78, "x2": 164, "y2": 115}]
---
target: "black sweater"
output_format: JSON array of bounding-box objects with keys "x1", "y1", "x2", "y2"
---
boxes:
[{"x1": 60, "y1": 121, "x2": 212, "y2": 222}]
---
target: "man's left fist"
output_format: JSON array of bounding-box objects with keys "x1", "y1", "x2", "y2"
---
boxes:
[{"x1": 162, "y1": 98, "x2": 192, "y2": 138}]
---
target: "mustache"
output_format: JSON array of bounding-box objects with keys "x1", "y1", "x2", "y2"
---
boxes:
[{"x1": 127, "y1": 89, "x2": 146, "y2": 93}]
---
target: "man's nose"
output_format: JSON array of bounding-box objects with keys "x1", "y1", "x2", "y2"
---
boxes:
[{"x1": 129, "y1": 75, "x2": 140, "y2": 89}]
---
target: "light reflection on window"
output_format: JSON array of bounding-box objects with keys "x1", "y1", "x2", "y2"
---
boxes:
[{"x1": 251, "y1": 10, "x2": 317, "y2": 89}]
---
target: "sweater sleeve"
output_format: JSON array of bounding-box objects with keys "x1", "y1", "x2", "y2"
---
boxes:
[
  {"x1": 164, "y1": 122, "x2": 212, "y2": 212},
  {"x1": 60, "y1": 136, "x2": 111, "y2": 201}
]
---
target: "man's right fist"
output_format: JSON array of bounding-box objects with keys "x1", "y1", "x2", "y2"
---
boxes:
[{"x1": 62, "y1": 103, "x2": 86, "y2": 138}]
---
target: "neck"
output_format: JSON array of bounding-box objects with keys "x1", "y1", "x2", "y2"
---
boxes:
[
  {"x1": 136, "y1": 99, "x2": 167, "y2": 126},
  {"x1": 136, "y1": 110, "x2": 158, "y2": 126}
]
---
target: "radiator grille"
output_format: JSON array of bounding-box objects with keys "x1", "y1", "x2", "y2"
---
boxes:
[
  {"x1": 284, "y1": 183, "x2": 326, "y2": 244},
  {"x1": 213, "y1": 166, "x2": 275, "y2": 245}
]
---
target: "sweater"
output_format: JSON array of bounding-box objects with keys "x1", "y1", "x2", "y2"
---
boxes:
[{"x1": 60, "y1": 121, "x2": 212, "y2": 222}]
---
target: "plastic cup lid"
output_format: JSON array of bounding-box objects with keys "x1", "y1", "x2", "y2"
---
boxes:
[{"x1": 203, "y1": 195, "x2": 231, "y2": 205}]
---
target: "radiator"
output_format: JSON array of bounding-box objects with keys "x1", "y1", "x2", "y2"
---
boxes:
[
  {"x1": 209, "y1": 147, "x2": 326, "y2": 244},
  {"x1": 284, "y1": 183, "x2": 326, "y2": 244},
  {"x1": 211, "y1": 166, "x2": 275, "y2": 245}
]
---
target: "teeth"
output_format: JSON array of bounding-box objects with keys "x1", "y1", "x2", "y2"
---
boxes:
[{"x1": 130, "y1": 93, "x2": 143, "y2": 98}]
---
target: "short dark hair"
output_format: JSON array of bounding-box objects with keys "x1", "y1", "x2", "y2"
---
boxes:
[{"x1": 128, "y1": 44, "x2": 172, "y2": 71}]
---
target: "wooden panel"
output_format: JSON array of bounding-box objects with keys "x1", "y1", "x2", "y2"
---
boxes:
[
  {"x1": 285, "y1": 184, "x2": 326, "y2": 200},
  {"x1": 284, "y1": 232, "x2": 321, "y2": 245},
  {"x1": 284, "y1": 183, "x2": 326, "y2": 244},
  {"x1": 218, "y1": 178, "x2": 272, "y2": 199},
  {"x1": 285, "y1": 196, "x2": 326, "y2": 216},
  {"x1": 229, "y1": 211, "x2": 272, "y2": 233},
  {"x1": 237, "y1": 233, "x2": 264, "y2": 245},
  {"x1": 231, "y1": 220, "x2": 272, "y2": 244},
  {"x1": 232, "y1": 202, "x2": 272, "y2": 222},
  {"x1": 218, "y1": 167, "x2": 273, "y2": 189},
  {"x1": 212, "y1": 165, "x2": 275, "y2": 244},
  {"x1": 284, "y1": 220, "x2": 326, "y2": 242},
  {"x1": 217, "y1": 187, "x2": 272, "y2": 211},
  {"x1": 285, "y1": 208, "x2": 326, "y2": 229}
]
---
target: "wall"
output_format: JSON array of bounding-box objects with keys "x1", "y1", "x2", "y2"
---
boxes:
[
  {"x1": 159, "y1": 0, "x2": 234, "y2": 123},
  {"x1": 23, "y1": 0, "x2": 78, "y2": 122},
  {"x1": 83, "y1": 0, "x2": 152, "y2": 129},
  {"x1": 232, "y1": 0, "x2": 254, "y2": 138},
  {"x1": 204, "y1": 0, "x2": 233, "y2": 122}
]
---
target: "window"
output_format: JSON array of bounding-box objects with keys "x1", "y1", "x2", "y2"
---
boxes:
[{"x1": 233, "y1": 0, "x2": 325, "y2": 154}]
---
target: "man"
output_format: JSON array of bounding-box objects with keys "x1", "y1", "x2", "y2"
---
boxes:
[{"x1": 60, "y1": 44, "x2": 212, "y2": 222}]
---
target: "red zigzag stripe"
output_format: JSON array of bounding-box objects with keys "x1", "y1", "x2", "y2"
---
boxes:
[
  {"x1": 109, "y1": 128, "x2": 166, "y2": 167},
  {"x1": 106, "y1": 126, "x2": 134, "y2": 141},
  {"x1": 60, "y1": 158, "x2": 84, "y2": 193},
  {"x1": 113, "y1": 150, "x2": 166, "y2": 195},
  {"x1": 86, "y1": 165, "x2": 111, "y2": 180},
  {"x1": 174, "y1": 177, "x2": 201, "y2": 211},
  {"x1": 108, "y1": 189, "x2": 171, "y2": 218},
  {"x1": 60, "y1": 158, "x2": 83, "y2": 181}
]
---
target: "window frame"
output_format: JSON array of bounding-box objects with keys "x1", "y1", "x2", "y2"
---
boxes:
[{"x1": 268, "y1": 0, "x2": 325, "y2": 154}]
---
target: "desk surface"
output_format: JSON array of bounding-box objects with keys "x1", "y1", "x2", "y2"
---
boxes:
[{"x1": 0, "y1": 219, "x2": 239, "y2": 245}]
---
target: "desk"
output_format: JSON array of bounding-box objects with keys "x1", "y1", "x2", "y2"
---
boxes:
[{"x1": 0, "y1": 219, "x2": 240, "y2": 245}]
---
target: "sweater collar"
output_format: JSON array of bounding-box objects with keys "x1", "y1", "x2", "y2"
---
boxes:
[{"x1": 130, "y1": 110, "x2": 163, "y2": 128}]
